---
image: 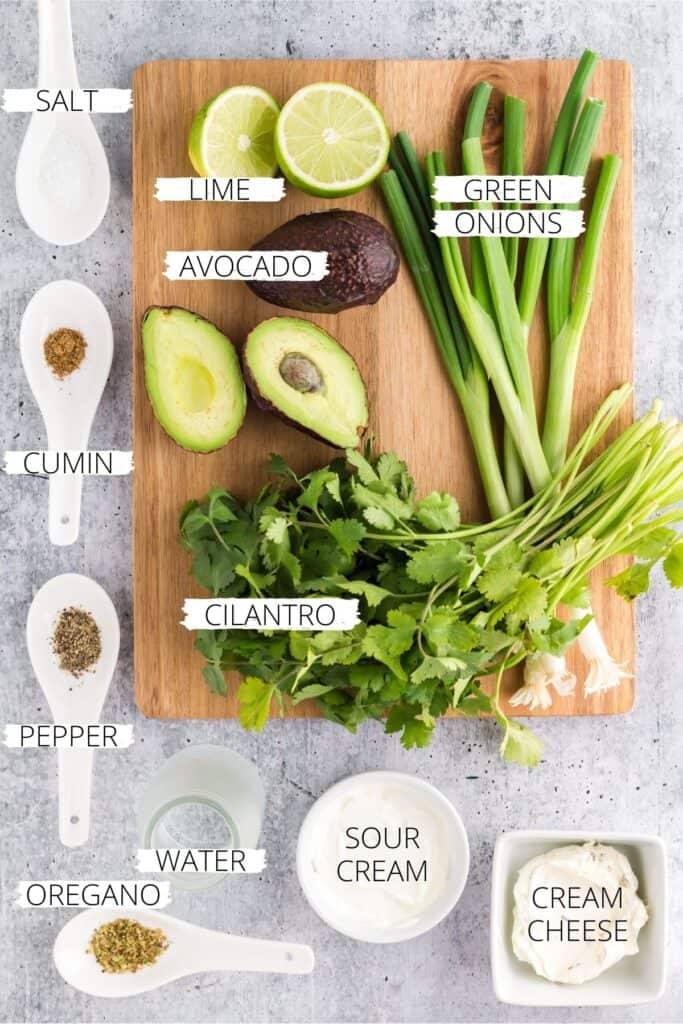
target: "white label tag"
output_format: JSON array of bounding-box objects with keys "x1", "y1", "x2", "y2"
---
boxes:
[
  {"x1": 155, "y1": 177, "x2": 285, "y2": 202},
  {"x1": 136, "y1": 848, "x2": 266, "y2": 874},
  {"x1": 16, "y1": 881, "x2": 171, "y2": 909},
  {"x1": 164, "y1": 250, "x2": 329, "y2": 281},
  {"x1": 181, "y1": 597, "x2": 360, "y2": 631},
  {"x1": 3, "y1": 450, "x2": 134, "y2": 476},
  {"x1": 432, "y1": 174, "x2": 585, "y2": 204},
  {"x1": 2, "y1": 88, "x2": 132, "y2": 113},
  {"x1": 432, "y1": 209, "x2": 584, "y2": 238},
  {"x1": 4, "y1": 724, "x2": 134, "y2": 748}
]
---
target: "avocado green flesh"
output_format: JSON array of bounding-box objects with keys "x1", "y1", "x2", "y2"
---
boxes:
[
  {"x1": 244, "y1": 317, "x2": 368, "y2": 449},
  {"x1": 142, "y1": 307, "x2": 246, "y2": 452}
]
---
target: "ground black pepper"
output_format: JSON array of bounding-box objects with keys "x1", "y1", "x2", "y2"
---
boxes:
[{"x1": 51, "y1": 607, "x2": 101, "y2": 677}]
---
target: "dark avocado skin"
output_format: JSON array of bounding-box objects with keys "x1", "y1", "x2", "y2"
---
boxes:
[{"x1": 247, "y1": 210, "x2": 400, "y2": 314}]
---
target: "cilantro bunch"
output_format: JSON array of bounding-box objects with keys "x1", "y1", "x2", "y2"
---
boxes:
[{"x1": 180, "y1": 387, "x2": 683, "y2": 766}]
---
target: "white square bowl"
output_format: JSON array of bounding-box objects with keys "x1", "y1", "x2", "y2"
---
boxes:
[{"x1": 490, "y1": 830, "x2": 668, "y2": 1007}]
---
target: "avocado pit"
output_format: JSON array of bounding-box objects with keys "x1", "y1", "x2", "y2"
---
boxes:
[{"x1": 279, "y1": 353, "x2": 324, "y2": 394}]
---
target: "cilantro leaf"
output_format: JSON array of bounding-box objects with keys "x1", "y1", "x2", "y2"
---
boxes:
[
  {"x1": 531, "y1": 614, "x2": 591, "y2": 654},
  {"x1": 363, "y1": 506, "x2": 395, "y2": 530},
  {"x1": 499, "y1": 718, "x2": 543, "y2": 767},
  {"x1": 335, "y1": 579, "x2": 392, "y2": 608},
  {"x1": 503, "y1": 577, "x2": 548, "y2": 632},
  {"x1": 203, "y1": 663, "x2": 227, "y2": 696},
  {"x1": 458, "y1": 688, "x2": 494, "y2": 716},
  {"x1": 415, "y1": 492, "x2": 460, "y2": 531},
  {"x1": 298, "y1": 470, "x2": 338, "y2": 512},
  {"x1": 376, "y1": 452, "x2": 409, "y2": 488},
  {"x1": 385, "y1": 705, "x2": 433, "y2": 748},
  {"x1": 345, "y1": 448, "x2": 379, "y2": 484},
  {"x1": 663, "y1": 540, "x2": 683, "y2": 588},
  {"x1": 328, "y1": 518, "x2": 366, "y2": 556},
  {"x1": 407, "y1": 541, "x2": 466, "y2": 584},
  {"x1": 477, "y1": 565, "x2": 523, "y2": 603},
  {"x1": 325, "y1": 475, "x2": 342, "y2": 505},
  {"x1": 311, "y1": 627, "x2": 365, "y2": 665},
  {"x1": 423, "y1": 610, "x2": 480, "y2": 657},
  {"x1": 290, "y1": 683, "x2": 335, "y2": 705},
  {"x1": 631, "y1": 526, "x2": 677, "y2": 561},
  {"x1": 207, "y1": 487, "x2": 237, "y2": 523},
  {"x1": 362, "y1": 619, "x2": 415, "y2": 680},
  {"x1": 352, "y1": 482, "x2": 413, "y2": 522},
  {"x1": 607, "y1": 562, "x2": 652, "y2": 600},
  {"x1": 238, "y1": 677, "x2": 276, "y2": 731},
  {"x1": 267, "y1": 453, "x2": 295, "y2": 477},
  {"x1": 411, "y1": 655, "x2": 466, "y2": 683}
]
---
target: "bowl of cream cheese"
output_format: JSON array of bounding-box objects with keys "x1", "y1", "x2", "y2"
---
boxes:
[
  {"x1": 491, "y1": 830, "x2": 668, "y2": 1006},
  {"x1": 296, "y1": 771, "x2": 470, "y2": 943}
]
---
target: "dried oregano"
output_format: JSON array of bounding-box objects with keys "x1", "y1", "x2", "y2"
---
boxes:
[{"x1": 88, "y1": 918, "x2": 168, "y2": 974}]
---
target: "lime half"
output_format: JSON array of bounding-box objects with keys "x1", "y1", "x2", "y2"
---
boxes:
[
  {"x1": 274, "y1": 82, "x2": 390, "y2": 197},
  {"x1": 188, "y1": 85, "x2": 280, "y2": 177}
]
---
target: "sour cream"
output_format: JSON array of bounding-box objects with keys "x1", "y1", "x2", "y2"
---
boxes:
[
  {"x1": 512, "y1": 842, "x2": 648, "y2": 984},
  {"x1": 297, "y1": 772, "x2": 469, "y2": 942}
]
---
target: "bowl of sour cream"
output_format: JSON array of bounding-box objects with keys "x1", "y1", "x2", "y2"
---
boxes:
[{"x1": 296, "y1": 770, "x2": 470, "y2": 943}]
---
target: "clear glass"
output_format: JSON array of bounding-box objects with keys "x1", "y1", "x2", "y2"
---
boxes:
[{"x1": 138, "y1": 745, "x2": 265, "y2": 892}]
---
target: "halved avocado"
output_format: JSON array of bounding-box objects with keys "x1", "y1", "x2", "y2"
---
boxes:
[
  {"x1": 243, "y1": 317, "x2": 368, "y2": 449},
  {"x1": 142, "y1": 306, "x2": 246, "y2": 452}
]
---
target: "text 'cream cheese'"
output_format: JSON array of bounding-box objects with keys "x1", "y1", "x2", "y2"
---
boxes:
[{"x1": 512, "y1": 842, "x2": 648, "y2": 985}]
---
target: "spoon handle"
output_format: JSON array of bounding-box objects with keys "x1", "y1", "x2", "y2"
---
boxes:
[
  {"x1": 58, "y1": 747, "x2": 92, "y2": 847},
  {"x1": 49, "y1": 475, "x2": 83, "y2": 546},
  {"x1": 186, "y1": 933, "x2": 315, "y2": 976},
  {"x1": 38, "y1": 0, "x2": 79, "y2": 88}
]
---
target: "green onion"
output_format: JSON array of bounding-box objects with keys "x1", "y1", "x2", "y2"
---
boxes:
[
  {"x1": 502, "y1": 95, "x2": 526, "y2": 282},
  {"x1": 546, "y1": 98, "x2": 606, "y2": 341},
  {"x1": 378, "y1": 169, "x2": 512, "y2": 518},
  {"x1": 502, "y1": 94, "x2": 527, "y2": 506},
  {"x1": 461, "y1": 135, "x2": 539, "y2": 427},
  {"x1": 542, "y1": 154, "x2": 622, "y2": 473},
  {"x1": 518, "y1": 49, "x2": 600, "y2": 334},
  {"x1": 463, "y1": 84, "x2": 495, "y2": 318}
]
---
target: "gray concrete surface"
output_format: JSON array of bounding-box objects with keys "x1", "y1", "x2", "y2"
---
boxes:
[{"x1": 0, "y1": 1, "x2": 681, "y2": 1021}]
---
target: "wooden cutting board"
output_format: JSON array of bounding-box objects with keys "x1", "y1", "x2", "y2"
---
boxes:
[{"x1": 132, "y1": 58, "x2": 633, "y2": 720}]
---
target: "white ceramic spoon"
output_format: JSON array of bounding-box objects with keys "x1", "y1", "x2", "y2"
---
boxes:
[
  {"x1": 16, "y1": 0, "x2": 110, "y2": 245},
  {"x1": 20, "y1": 280, "x2": 113, "y2": 546},
  {"x1": 54, "y1": 908, "x2": 315, "y2": 997},
  {"x1": 26, "y1": 573, "x2": 120, "y2": 848}
]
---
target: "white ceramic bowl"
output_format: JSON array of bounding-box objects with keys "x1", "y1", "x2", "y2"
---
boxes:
[
  {"x1": 491, "y1": 830, "x2": 668, "y2": 1007},
  {"x1": 297, "y1": 770, "x2": 470, "y2": 943}
]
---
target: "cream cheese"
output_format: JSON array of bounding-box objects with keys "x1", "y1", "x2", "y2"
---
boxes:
[{"x1": 512, "y1": 842, "x2": 648, "y2": 984}]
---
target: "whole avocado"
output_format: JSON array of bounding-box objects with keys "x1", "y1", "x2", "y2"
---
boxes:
[{"x1": 247, "y1": 209, "x2": 400, "y2": 314}]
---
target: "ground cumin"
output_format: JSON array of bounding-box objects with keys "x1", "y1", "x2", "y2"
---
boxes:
[
  {"x1": 88, "y1": 918, "x2": 169, "y2": 974},
  {"x1": 44, "y1": 326, "x2": 86, "y2": 378}
]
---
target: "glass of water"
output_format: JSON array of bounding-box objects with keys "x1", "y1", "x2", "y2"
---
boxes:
[{"x1": 138, "y1": 744, "x2": 265, "y2": 891}]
